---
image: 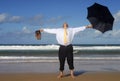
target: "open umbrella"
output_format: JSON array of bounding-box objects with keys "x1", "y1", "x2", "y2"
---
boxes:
[{"x1": 87, "y1": 3, "x2": 114, "y2": 33}]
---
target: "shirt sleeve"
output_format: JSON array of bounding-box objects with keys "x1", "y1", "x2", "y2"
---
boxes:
[
  {"x1": 43, "y1": 29, "x2": 58, "y2": 34},
  {"x1": 73, "y1": 26, "x2": 86, "y2": 34}
]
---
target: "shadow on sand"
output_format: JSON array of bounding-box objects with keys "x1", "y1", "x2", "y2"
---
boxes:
[{"x1": 64, "y1": 70, "x2": 87, "y2": 77}]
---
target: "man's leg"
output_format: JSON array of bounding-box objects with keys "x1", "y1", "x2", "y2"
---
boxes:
[
  {"x1": 67, "y1": 54, "x2": 74, "y2": 70},
  {"x1": 67, "y1": 56, "x2": 75, "y2": 78},
  {"x1": 67, "y1": 45, "x2": 75, "y2": 78},
  {"x1": 57, "y1": 57, "x2": 65, "y2": 78},
  {"x1": 58, "y1": 46, "x2": 66, "y2": 78}
]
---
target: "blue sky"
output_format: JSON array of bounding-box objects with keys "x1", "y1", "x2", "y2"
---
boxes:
[{"x1": 0, "y1": 0, "x2": 120, "y2": 44}]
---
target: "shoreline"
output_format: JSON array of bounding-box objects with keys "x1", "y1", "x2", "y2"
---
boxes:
[
  {"x1": 0, "y1": 59, "x2": 120, "y2": 81},
  {"x1": 0, "y1": 72, "x2": 120, "y2": 81},
  {"x1": 0, "y1": 60, "x2": 120, "y2": 73}
]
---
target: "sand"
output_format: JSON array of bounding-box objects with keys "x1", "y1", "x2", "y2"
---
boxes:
[
  {"x1": 0, "y1": 59, "x2": 120, "y2": 81},
  {"x1": 0, "y1": 72, "x2": 120, "y2": 81}
]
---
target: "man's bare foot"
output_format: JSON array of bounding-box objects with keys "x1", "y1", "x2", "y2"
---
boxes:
[
  {"x1": 71, "y1": 74, "x2": 75, "y2": 79},
  {"x1": 70, "y1": 70, "x2": 75, "y2": 78},
  {"x1": 57, "y1": 71, "x2": 64, "y2": 78},
  {"x1": 57, "y1": 74, "x2": 63, "y2": 78}
]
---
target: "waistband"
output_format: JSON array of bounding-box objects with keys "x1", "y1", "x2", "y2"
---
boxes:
[{"x1": 60, "y1": 44, "x2": 72, "y2": 47}]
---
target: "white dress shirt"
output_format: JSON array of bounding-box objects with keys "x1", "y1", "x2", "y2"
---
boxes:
[{"x1": 44, "y1": 26, "x2": 86, "y2": 46}]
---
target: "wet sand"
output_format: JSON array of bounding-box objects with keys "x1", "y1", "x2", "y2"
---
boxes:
[
  {"x1": 0, "y1": 59, "x2": 120, "y2": 81},
  {"x1": 0, "y1": 72, "x2": 120, "y2": 81}
]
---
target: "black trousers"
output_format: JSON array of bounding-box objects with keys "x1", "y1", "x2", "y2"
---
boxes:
[{"x1": 58, "y1": 44, "x2": 74, "y2": 71}]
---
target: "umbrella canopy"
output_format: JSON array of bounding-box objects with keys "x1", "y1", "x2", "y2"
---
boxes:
[{"x1": 87, "y1": 3, "x2": 114, "y2": 33}]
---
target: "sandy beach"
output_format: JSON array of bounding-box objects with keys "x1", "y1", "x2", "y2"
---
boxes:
[
  {"x1": 0, "y1": 72, "x2": 120, "y2": 81},
  {"x1": 0, "y1": 60, "x2": 120, "y2": 81}
]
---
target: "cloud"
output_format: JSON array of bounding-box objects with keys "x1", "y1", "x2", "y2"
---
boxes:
[
  {"x1": 27, "y1": 15, "x2": 70, "y2": 26},
  {"x1": 80, "y1": 28, "x2": 120, "y2": 39},
  {"x1": 0, "y1": 13, "x2": 8, "y2": 23},
  {"x1": 0, "y1": 13, "x2": 45, "y2": 25},
  {"x1": 9, "y1": 16, "x2": 23, "y2": 23},
  {"x1": 110, "y1": 29, "x2": 120, "y2": 38},
  {"x1": 114, "y1": 10, "x2": 120, "y2": 22},
  {"x1": 96, "y1": 29, "x2": 120, "y2": 39},
  {"x1": 0, "y1": 13, "x2": 69, "y2": 26},
  {"x1": 0, "y1": 13, "x2": 23, "y2": 24}
]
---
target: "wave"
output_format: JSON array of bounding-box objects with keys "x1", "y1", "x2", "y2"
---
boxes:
[
  {"x1": 0, "y1": 45, "x2": 120, "y2": 50},
  {"x1": 0, "y1": 45, "x2": 59, "y2": 50},
  {"x1": 0, "y1": 56, "x2": 58, "y2": 63},
  {"x1": 0, "y1": 56, "x2": 120, "y2": 63}
]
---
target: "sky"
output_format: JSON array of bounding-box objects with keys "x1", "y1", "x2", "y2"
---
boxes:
[{"x1": 0, "y1": 0, "x2": 120, "y2": 45}]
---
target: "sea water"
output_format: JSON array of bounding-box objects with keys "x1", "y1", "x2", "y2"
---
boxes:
[{"x1": 0, "y1": 44, "x2": 120, "y2": 63}]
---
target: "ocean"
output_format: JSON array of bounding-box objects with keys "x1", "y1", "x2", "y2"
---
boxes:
[{"x1": 0, "y1": 44, "x2": 120, "y2": 63}]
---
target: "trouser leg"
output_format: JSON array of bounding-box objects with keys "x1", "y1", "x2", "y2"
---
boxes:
[
  {"x1": 58, "y1": 46, "x2": 66, "y2": 71},
  {"x1": 66, "y1": 45, "x2": 74, "y2": 70},
  {"x1": 67, "y1": 54, "x2": 74, "y2": 70}
]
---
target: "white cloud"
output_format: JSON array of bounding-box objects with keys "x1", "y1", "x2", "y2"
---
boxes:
[
  {"x1": 0, "y1": 13, "x2": 23, "y2": 24},
  {"x1": 111, "y1": 29, "x2": 120, "y2": 37},
  {"x1": 99, "y1": 29, "x2": 120, "y2": 38},
  {"x1": 0, "y1": 13, "x2": 8, "y2": 23},
  {"x1": 0, "y1": 13, "x2": 69, "y2": 26},
  {"x1": 114, "y1": 10, "x2": 120, "y2": 22},
  {"x1": 9, "y1": 16, "x2": 23, "y2": 23}
]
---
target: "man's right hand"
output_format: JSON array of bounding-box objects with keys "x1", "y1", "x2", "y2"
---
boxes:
[{"x1": 40, "y1": 29, "x2": 44, "y2": 32}]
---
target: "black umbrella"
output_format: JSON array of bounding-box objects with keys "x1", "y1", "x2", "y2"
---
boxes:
[{"x1": 87, "y1": 3, "x2": 114, "y2": 33}]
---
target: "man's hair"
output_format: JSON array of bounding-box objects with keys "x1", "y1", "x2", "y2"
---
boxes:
[{"x1": 63, "y1": 22, "x2": 68, "y2": 27}]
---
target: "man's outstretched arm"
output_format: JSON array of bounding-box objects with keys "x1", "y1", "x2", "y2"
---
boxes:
[
  {"x1": 39, "y1": 29, "x2": 44, "y2": 32},
  {"x1": 39, "y1": 28, "x2": 58, "y2": 34}
]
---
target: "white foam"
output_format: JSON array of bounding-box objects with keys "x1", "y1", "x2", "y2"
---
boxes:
[
  {"x1": 0, "y1": 45, "x2": 59, "y2": 50},
  {"x1": 74, "y1": 46, "x2": 120, "y2": 50},
  {"x1": 0, "y1": 56, "x2": 120, "y2": 63},
  {"x1": 0, "y1": 56, "x2": 58, "y2": 60},
  {"x1": 0, "y1": 45, "x2": 120, "y2": 50}
]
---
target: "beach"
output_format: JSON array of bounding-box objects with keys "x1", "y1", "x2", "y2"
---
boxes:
[
  {"x1": 0, "y1": 45, "x2": 120, "y2": 81},
  {"x1": 0, "y1": 60, "x2": 120, "y2": 81},
  {"x1": 0, "y1": 72, "x2": 120, "y2": 81}
]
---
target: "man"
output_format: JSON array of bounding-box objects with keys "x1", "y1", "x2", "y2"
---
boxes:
[{"x1": 38, "y1": 23, "x2": 92, "y2": 78}]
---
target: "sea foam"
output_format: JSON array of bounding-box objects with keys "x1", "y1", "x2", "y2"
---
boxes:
[{"x1": 0, "y1": 45, "x2": 120, "y2": 50}]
